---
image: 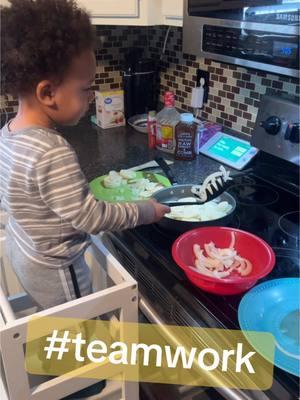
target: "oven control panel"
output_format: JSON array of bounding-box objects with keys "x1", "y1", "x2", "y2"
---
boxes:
[
  {"x1": 251, "y1": 95, "x2": 300, "y2": 165},
  {"x1": 203, "y1": 25, "x2": 299, "y2": 71}
]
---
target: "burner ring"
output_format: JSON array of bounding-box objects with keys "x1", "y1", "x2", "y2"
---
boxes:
[
  {"x1": 231, "y1": 176, "x2": 256, "y2": 186},
  {"x1": 228, "y1": 184, "x2": 279, "y2": 206},
  {"x1": 278, "y1": 211, "x2": 300, "y2": 240}
]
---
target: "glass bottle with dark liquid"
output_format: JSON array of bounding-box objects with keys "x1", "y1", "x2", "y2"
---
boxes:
[{"x1": 175, "y1": 113, "x2": 196, "y2": 161}]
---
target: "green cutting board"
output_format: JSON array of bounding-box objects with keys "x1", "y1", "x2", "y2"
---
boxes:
[{"x1": 89, "y1": 172, "x2": 171, "y2": 202}]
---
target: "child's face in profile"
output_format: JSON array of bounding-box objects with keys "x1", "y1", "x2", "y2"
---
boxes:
[{"x1": 52, "y1": 49, "x2": 96, "y2": 126}]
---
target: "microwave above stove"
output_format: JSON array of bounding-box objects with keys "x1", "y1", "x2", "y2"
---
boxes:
[{"x1": 183, "y1": 0, "x2": 300, "y2": 77}]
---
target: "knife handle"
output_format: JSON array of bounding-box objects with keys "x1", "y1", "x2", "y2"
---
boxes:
[{"x1": 154, "y1": 157, "x2": 178, "y2": 185}]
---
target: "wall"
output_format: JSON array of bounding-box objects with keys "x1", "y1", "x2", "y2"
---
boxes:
[
  {"x1": 93, "y1": 25, "x2": 147, "y2": 90},
  {"x1": 1, "y1": 25, "x2": 299, "y2": 137}
]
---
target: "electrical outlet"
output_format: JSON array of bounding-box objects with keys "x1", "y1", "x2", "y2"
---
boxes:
[{"x1": 196, "y1": 69, "x2": 210, "y2": 104}]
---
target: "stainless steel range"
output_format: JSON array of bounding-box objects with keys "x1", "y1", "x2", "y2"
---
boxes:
[
  {"x1": 252, "y1": 94, "x2": 299, "y2": 165},
  {"x1": 104, "y1": 95, "x2": 300, "y2": 400}
]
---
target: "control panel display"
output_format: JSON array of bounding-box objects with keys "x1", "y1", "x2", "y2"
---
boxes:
[
  {"x1": 208, "y1": 136, "x2": 251, "y2": 163},
  {"x1": 273, "y1": 41, "x2": 298, "y2": 59},
  {"x1": 200, "y1": 132, "x2": 259, "y2": 170}
]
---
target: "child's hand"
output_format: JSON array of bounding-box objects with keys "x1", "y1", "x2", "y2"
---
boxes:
[
  {"x1": 148, "y1": 199, "x2": 171, "y2": 222},
  {"x1": 136, "y1": 199, "x2": 171, "y2": 225}
]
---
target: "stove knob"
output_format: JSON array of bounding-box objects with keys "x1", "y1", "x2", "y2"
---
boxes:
[
  {"x1": 285, "y1": 123, "x2": 300, "y2": 143},
  {"x1": 260, "y1": 116, "x2": 281, "y2": 135}
]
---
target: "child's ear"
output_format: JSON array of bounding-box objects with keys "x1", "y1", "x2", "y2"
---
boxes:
[{"x1": 36, "y1": 81, "x2": 56, "y2": 106}]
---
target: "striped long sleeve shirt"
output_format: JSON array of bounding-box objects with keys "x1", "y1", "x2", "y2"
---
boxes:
[{"x1": 0, "y1": 124, "x2": 155, "y2": 268}]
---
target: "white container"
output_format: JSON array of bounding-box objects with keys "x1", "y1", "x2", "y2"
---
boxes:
[{"x1": 95, "y1": 90, "x2": 125, "y2": 129}]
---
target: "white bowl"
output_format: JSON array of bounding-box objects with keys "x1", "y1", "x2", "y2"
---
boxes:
[{"x1": 127, "y1": 114, "x2": 148, "y2": 134}]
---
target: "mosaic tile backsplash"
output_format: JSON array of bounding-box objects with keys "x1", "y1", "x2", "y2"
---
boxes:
[
  {"x1": 0, "y1": 25, "x2": 147, "y2": 118},
  {"x1": 1, "y1": 25, "x2": 299, "y2": 136}
]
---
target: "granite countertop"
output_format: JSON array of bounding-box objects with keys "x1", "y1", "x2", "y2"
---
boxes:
[{"x1": 61, "y1": 117, "x2": 236, "y2": 184}]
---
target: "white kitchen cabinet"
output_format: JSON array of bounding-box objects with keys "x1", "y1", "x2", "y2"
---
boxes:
[
  {"x1": 77, "y1": 0, "x2": 162, "y2": 26},
  {"x1": 161, "y1": 0, "x2": 183, "y2": 26},
  {"x1": 1, "y1": 0, "x2": 183, "y2": 27}
]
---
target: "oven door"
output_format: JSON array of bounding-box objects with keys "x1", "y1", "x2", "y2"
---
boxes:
[
  {"x1": 183, "y1": 0, "x2": 300, "y2": 77},
  {"x1": 138, "y1": 300, "x2": 229, "y2": 400}
]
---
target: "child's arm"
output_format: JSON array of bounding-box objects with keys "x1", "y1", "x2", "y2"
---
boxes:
[{"x1": 35, "y1": 145, "x2": 169, "y2": 234}]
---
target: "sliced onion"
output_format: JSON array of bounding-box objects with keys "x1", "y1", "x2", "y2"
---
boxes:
[
  {"x1": 229, "y1": 232, "x2": 236, "y2": 248},
  {"x1": 193, "y1": 244, "x2": 203, "y2": 259},
  {"x1": 213, "y1": 270, "x2": 230, "y2": 278},
  {"x1": 192, "y1": 239, "x2": 252, "y2": 279},
  {"x1": 194, "y1": 261, "x2": 215, "y2": 277},
  {"x1": 238, "y1": 259, "x2": 253, "y2": 276}
]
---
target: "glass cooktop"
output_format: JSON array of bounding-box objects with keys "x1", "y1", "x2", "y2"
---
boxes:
[{"x1": 106, "y1": 160, "x2": 299, "y2": 399}]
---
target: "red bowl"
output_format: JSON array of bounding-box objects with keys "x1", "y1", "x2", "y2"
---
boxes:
[{"x1": 172, "y1": 227, "x2": 276, "y2": 295}]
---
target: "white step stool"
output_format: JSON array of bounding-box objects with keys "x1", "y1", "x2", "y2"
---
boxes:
[{"x1": 0, "y1": 232, "x2": 139, "y2": 400}]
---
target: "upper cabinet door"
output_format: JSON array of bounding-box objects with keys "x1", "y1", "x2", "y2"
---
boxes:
[
  {"x1": 0, "y1": 0, "x2": 183, "y2": 27},
  {"x1": 77, "y1": 0, "x2": 139, "y2": 18},
  {"x1": 77, "y1": 0, "x2": 162, "y2": 25},
  {"x1": 161, "y1": 0, "x2": 183, "y2": 26}
]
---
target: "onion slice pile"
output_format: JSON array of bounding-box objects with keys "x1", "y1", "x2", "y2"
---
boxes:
[{"x1": 190, "y1": 232, "x2": 252, "y2": 279}]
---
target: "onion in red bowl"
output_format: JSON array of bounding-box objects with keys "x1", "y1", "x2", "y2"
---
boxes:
[{"x1": 172, "y1": 227, "x2": 276, "y2": 295}]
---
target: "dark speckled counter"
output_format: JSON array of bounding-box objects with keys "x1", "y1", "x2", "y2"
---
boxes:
[{"x1": 61, "y1": 117, "x2": 237, "y2": 184}]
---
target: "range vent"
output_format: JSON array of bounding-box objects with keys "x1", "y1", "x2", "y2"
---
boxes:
[
  {"x1": 116, "y1": 249, "x2": 136, "y2": 277},
  {"x1": 150, "y1": 283, "x2": 173, "y2": 319},
  {"x1": 137, "y1": 268, "x2": 153, "y2": 293},
  {"x1": 172, "y1": 303, "x2": 199, "y2": 328}
]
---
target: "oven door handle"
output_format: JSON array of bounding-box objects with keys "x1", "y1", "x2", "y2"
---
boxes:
[{"x1": 139, "y1": 297, "x2": 272, "y2": 400}]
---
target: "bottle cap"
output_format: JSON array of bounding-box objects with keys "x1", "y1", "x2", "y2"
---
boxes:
[
  {"x1": 164, "y1": 91, "x2": 175, "y2": 107},
  {"x1": 148, "y1": 110, "x2": 156, "y2": 117},
  {"x1": 180, "y1": 113, "x2": 194, "y2": 123}
]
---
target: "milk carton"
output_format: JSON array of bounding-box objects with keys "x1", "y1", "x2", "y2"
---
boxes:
[{"x1": 95, "y1": 90, "x2": 125, "y2": 129}]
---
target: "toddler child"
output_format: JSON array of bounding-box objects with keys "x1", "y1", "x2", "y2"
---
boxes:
[{"x1": 0, "y1": 0, "x2": 170, "y2": 310}]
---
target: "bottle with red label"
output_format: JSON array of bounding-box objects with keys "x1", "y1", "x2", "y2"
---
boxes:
[
  {"x1": 156, "y1": 92, "x2": 180, "y2": 153},
  {"x1": 147, "y1": 110, "x2": 157, "y2": 149}
]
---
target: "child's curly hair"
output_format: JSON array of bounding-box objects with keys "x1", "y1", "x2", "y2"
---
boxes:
[{"x1": 1, "y1": 0, "x2": 95, "y2": 97}]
